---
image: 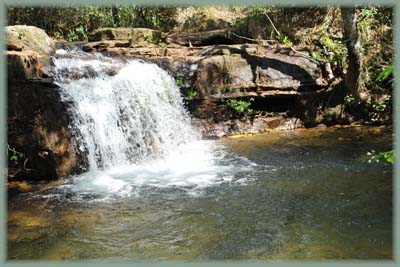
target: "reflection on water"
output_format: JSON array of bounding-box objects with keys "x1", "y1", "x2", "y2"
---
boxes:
[{"x1": 8, "y1": 126, "x2": 393, "y2": 260}]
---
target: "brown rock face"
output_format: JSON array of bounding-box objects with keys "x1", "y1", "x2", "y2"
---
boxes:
[
  {"x1": 8, "y1": 80, "x2": 82, "y2": 179},
  {"x1": 7, "y1": 25, "x2": 80, "y2": 180},
  {"x1": 194, "y1": 46, "x2": 324, "y2": 99}
]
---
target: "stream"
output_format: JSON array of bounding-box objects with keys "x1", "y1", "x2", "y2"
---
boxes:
[{"x1": 8, "y1": 127, "x2": 392, "y2": 260}]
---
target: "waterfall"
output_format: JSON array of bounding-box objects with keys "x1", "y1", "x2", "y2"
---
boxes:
[
  {"x1": 52, "y1": 50, "x2": 254, "y2": 198},
  {"x1": 53, "y1": 52, "x2": 199, "y2": 171}
]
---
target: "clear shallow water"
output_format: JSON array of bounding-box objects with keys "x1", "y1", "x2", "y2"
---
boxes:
[{"x1": 7, "y1": 126, "x2": 392, "y2": 260}]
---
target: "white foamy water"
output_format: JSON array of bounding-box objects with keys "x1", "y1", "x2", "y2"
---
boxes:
[{"x1": 53, "y1": 51, "x2": 255, "y2": 198}]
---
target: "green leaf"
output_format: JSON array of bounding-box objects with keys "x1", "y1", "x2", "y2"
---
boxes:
[{"x1": 376, "y1": 66, "x2": 394, "y2": 82}]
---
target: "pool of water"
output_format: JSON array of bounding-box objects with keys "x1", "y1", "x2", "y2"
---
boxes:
[{"x1": 7, "y1": 126, "x2": 393, "y2": 260}]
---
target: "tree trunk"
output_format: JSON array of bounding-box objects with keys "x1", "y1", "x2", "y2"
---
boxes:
[
  {"x1": 111, "y1": 5, "x2": 119, "y2": 27},
  {"x1": 341, "y1": 7, "x2": 368, "y2": 103}
]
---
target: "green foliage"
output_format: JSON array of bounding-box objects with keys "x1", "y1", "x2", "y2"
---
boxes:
[
  {"x1": 371, "y1": 95, "x2": 391, "y2": 112},
  {"x1": 66, "y1": 25, "x2": 88, "y2": 41},
  {"x1": 67, "y1": 30, "x2": 79, "y2": 42},
  {"x1": 358, "y1": 6, "x2": 393, "y2": 89},
  {"x1": 376, "y1": 65, "x2": 394, "y2": 82},
  {"x1": 175, "y1": 77, "x2": 198, "y2": 100},
  {"x1": 322, "y1": 36, "x2": 347, "y2": 66},
  {"x1": 186, "y1": 88, "x2": 198, "y2": 100},
  {"x1": 311, "y1": 51, "x2": 322, "y2": 60},
  {"x1": 370, "y1": 66, "x2": 393, "y2": 113},
  {"x1": 8, "y1": 145, "x2": 25, "y2": 164},
  {"x1": 175, "y1": 76, "x2": 184, "y2": 86},
  {"x1": 7, "y1": 6, "x2": 177, "y2": 41},
  {"x1": 277, "y1": 33, "x2": 293, "y2": 46},
  {"x1": 344, "y1": 93, "x2": 356, "y2": 105},
  {"x1": 358, "y1": 6, "x2": 378, "y2": 30},
  {"x1": 53, "y1": 31, "x2": 62, "y2": 40},
  {"x1": 225, "y1": 98, "x2": 254, "y2": 117},
  {"x1": 367, "y1": 150, "x2": 394, "y2": 164}
]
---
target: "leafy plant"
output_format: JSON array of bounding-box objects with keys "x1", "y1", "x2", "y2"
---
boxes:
[
  {"x1": 311, "y1": 51, "x2": 322, "y2": 60},
  {"x1": 277, "y1": 33, "x2": 293, "y2": 46},
  {"x1": 226, "y1": 98, "x2": 254, "y2": 117},
  {"x1": 175, "y1": 76, "x2": 184, "y2": 86},
  {"x1": 8, "y1": 145, "x2": 25, "y2": 164},
  {"x1": 52, "y1": 31, "x2": 62, "y2": 40},
  {"x1": 75, "y1": 25, "x2": 87, "y2": 40},
  {"x1": 186, "y1": 87, "x2": 198, "y2": 100},
  {"x1": 367, "y1": 149, "x2": 394, "y2": 164},
  {"x1": 323, "y1": 36, "x2": 347, "y2": 66},
  {"x1": 67, "y1": 30, "x2": 79, "y2": 42},
  {"x1": 344, "y1": 93, "x2": 355, "y2": 104},
  {"x1": 376, "y1": 65, "x2": 394, "y2": 82},
  {"x1": 372, "y1": 102, "x2": 387, "y2": 112},
  {"x1": 371, "y1": 95, "x2": 391, "y2": 112}
]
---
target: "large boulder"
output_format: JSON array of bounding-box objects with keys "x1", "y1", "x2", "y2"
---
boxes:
[
  {"x1": 6, "y1": 25, "x2": 55, "y2": 80},
  {"x1": 194, "y1": 45, "x2": 324, "y2": 98},
  {"x1": 6, "y1": 25, "x2": 55, "y2": 55}
]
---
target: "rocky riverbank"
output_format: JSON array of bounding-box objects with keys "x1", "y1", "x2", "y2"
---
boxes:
[{"x1": 6, "y1": 25, "x2": 385, "y2": 181}]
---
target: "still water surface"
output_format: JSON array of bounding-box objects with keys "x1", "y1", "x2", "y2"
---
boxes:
[{"x1": 8, "y1": 126, "x2": 393, "y2": 260}]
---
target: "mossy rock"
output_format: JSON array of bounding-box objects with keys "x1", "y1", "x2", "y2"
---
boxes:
[
  {"x1": 88, "y1": 27, "x2": 167, "y2": 46},
  {"x1": 88, "y1": 27, "x2": 133, "y2": 41},
  {"x1": 131, "y1": 28, "x2": 167, "y2": 47}
]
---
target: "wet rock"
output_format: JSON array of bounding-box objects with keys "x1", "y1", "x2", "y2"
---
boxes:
[
  {"x1": 195, "y1": 116, "x2": 304, "y2": 138},
  {"x1": 7, "y1": 51, "x2": 53, "y2": 80},
  {"x1": 7, "y1": 181, "x2": 34, "y2": 194},
  {"x1": 8, "y1": 80, "x2": 81, "y2": 178},
  {"x1": 60, "y1": 65, "x2": 98, "y2": 80},
  {"x1": 20, "y1": 148, "x2": 58, "y2": 180}
]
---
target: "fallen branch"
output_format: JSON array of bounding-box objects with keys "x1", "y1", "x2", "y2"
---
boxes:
[{"x1": 230, "y1": 31, "x2": 277, "y2": 44}]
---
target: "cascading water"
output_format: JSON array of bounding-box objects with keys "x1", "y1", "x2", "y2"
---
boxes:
[
  {"x1": 54, "y1": 52, "x2": 199, "y2": 170},
  {"x1": 52, "y1": 50, "x2": 255, "y2": 199}
]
